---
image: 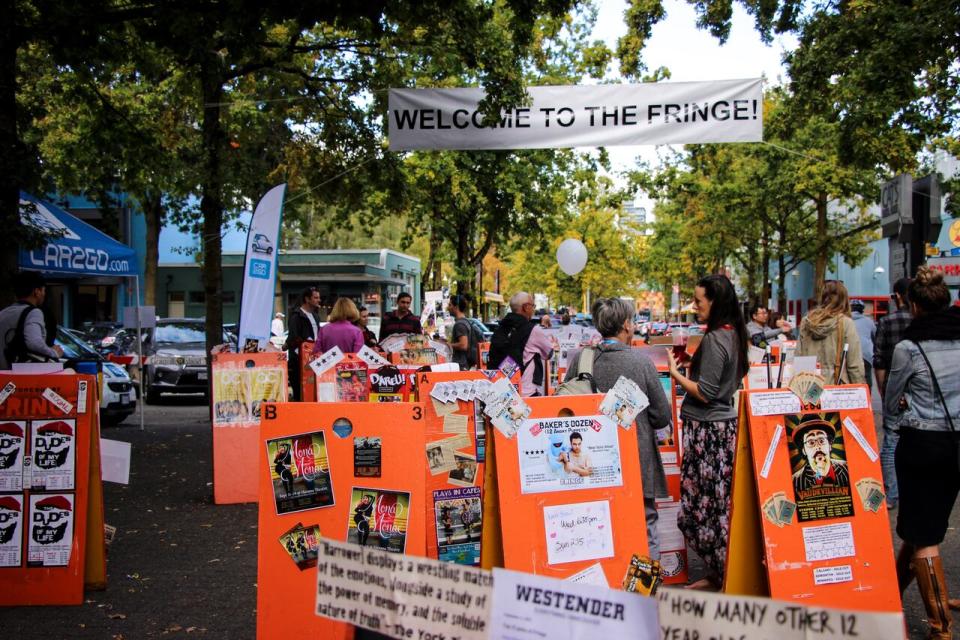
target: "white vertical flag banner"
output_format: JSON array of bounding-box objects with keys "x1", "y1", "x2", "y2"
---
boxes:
[
  {"x1": 388, "y1": 78, "x2": 763, "y2": 150},
  {"x1": 238, "y1": 184, "x2": 286, "y2": 351}
]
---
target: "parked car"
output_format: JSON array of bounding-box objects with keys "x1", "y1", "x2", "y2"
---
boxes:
[
  {"x1": 142, "y1": 318, "x2": 232, "y2": 404},
  {"x1": 55, "y1": 327, "x2": 136, "y2": 427}
]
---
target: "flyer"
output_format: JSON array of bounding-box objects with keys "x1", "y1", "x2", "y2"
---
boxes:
[
  {"x1": 335, "y1": 361, "x2": 369, "y2": 402},
  {"x1": 517, "y1": 415, "x2": 623, "y2": 494},
  {"x1": 265, "y1": 431, "x2": 335, "y2": 515},
  {"x1": 0, "y1": 494, "x2": 23, "y2": 567},
  {"x1": 278, "y1": 522, "x2": 322, "y2": 570},
  {"x1": 249, "y1": 367, "x2": 285, "y2": 419},
  {"x1": 472, "y1": 401, "x2": 486, "y2": 463},
  {"x1": 30, "y1": 419, "x2": 76, "y2": 491},
  {"x1": 599, "y1": 376, "x2": 649, "y2": 429},
  {"x1": 212, "y1": 367, "x2": 251, "y2": 425},
  {"x1": 369, "y1": 366, "x2": 407, "y2": 402},
  {"x1": 0, "y1": 421, "x2": 26, "y2": 492},
  {"x1": 482, "y1": 377, "x2": 530, "y2": 438},
  {"x1": 784, "y1": 413, "x2": 854, "y2": 522},
  {"x1": 346, "y1": 487, "x2": 410, "y2": 553},
  {"x1": 447, "y1": 452, "x2": 478, "y2": 487},
  {"x1": 434, "y1": 487, "x2": 482, "y2": 566},
  {"x1": 27, "y1": 493, "x2": 74, "y2": 567},
  {"x1": 354, "y1": 437, "x2": 382, "y2": 477}
]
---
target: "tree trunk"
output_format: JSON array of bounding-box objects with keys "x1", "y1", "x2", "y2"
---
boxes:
[
  {"x1": 760, "y1": 227, "x2": 771, "y2": 307},
  {"x1": 0, "y1": 1, "x2": 23, "y2": 303},
  {"x1": 813, "y1": 192, "x2": 828, "y2": 300},
  {"x1": 454, "y1": 221, "x2": 471, "y2": 301},
  {"x1": 142, "y1": 192, "x2": 163, "y2": 306},
  {"x1": 777, "y1": 252, "x2": 787, "y2": 314},
  {"x1": 200, "y1": 58, "x2": 225, "y2": 375}
]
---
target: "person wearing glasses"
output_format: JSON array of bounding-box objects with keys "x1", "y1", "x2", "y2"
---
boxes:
[
  {"x1": 873, "y1": 277, "x2": 912, "y2": 509},
  {"x1": 791, "y1": 419, "x2": 850, "y2": 493},
  {"x1": 797, "y1": 280, "x2": 865, "y2": 384},
  {"x1": 488, "y1": 292, "x2": 553, "y2": 396}
]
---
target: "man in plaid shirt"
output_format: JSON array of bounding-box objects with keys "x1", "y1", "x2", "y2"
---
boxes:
[{"x1": 873, "y1": 277, "x2": 912, "y2": 509}]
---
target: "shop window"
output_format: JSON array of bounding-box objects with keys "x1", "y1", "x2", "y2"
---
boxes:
[
  {"x1": 189, "y1": 291, "x2": 205, "y2": 304},
  {"x1": 168, "y1": 291, "x2": 185, "y2": 317}
]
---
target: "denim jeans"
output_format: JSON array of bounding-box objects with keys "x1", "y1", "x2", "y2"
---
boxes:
[{"x1": 880, "y1": 419, "x2": 899, "y2": 503}]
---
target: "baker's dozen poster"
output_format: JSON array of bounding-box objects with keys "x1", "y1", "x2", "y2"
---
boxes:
[{"x1": 516, "y1": 415, "x2": 623, "y2": 494}]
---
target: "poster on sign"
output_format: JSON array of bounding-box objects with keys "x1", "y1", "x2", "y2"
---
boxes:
[
  {"x1": 434, "y1": 487, "x2": 482, "y2": 566},
  {"x1": 265, "y1": 431, "x2": 334, "y2": 515},
  {"x1": 517, "y1": 415, "x2": 623, "y2": 494},
  {"x1": 27, "y1": 493, "x2": 74, "y2": 567},
  {"x1": 0, "y1": 421, "x2": 26, "y2": 491},
  {"x1": 784, "y1": 413, "x2": 854, "y2": 522},
  {"x1": 30, "y1": 419, "x2": 76, "y2": 490},
  {"x1": 0, "y1": 494, "x2": 23, "y2": 567},
  {"x1": 345, "y1": 487, "x2": 410, "y2": 553}
]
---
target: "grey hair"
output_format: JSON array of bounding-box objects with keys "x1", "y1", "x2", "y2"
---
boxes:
[
  {"x1": 591, "y1": 298, "x2": 635, "y2": 338},
  {"x1": 509, "y1": 291, "x2": 532, "y2": 313}
]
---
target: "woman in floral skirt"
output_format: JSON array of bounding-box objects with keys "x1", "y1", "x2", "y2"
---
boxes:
[{"x1": 667, "y1": 274, "x2": 748, "y2": 589}]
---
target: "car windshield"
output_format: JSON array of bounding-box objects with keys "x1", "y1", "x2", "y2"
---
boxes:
[
  {"x1": 154, "y1": 323, "x2": 206, "y2": 344},
  {"x1": 56, "y1": 327, "x2": 103, "y2": 360}
]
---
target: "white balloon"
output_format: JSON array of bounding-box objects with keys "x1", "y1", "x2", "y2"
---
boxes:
[{"x1": 556, "y1": 238, "x2": 588, "y2": 276}]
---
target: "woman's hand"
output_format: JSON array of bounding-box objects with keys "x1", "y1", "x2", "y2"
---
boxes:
[{"x1": 666, "y1": 348, "x2": 680, "y2": 378}]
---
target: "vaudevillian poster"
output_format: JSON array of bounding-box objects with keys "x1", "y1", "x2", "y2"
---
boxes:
[{"x1": 785, "y1": 413, "x2": 854, "y2": 522}]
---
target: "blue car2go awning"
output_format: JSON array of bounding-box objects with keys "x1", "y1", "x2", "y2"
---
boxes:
[{"x1": 19, "y1": 192, "x2": 135, "y2": 277}]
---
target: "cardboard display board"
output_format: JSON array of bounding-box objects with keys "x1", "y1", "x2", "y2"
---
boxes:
[
  {"x1": 299, "y1": 340, "x2": 319, "y2": 403},
  {"x1": 256, "y1": 401, "x2": 427, "y2": 640},
  {"x1": 726, "y1": 386, "x2": 899, "y2": 611},
  {"x1": 493, "y1": 394, "x2": 649, "y2": 587},
  {"x1": 211, "y1": 352, "x2": 287, "y2": 504},
  {"x1": 417, "y1": 371, "x2": 500, "y2": 565},
  {"x1": 0, "y1": 373, "x2": 105, "y2": 605}
]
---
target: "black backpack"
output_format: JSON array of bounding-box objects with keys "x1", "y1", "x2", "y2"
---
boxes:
[
  {"x1": 487, "y1": 313, "x2": 542, "y2": 386},
  {"x1": 463, "y1": 318, "x2": 487, "y2": 368},
  {"x1": 3, "y1": 304, "x2": 40, "y2": 365}
]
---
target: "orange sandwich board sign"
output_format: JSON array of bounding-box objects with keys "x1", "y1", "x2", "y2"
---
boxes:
[
  {"x1": 726, "y1": 385, "x2": 900, "y2": 612},
  {"x1": 210, "y1": 351, "x2": 287, "y2": 504},
  {"x1": 256, "y1": 401, "x2": 427, "y2": 640},
  {"x1": 0, "y1": 372, "x2": 105, "y2": 605},
  {"x1": 493, "y1": 394, "x2": 649, "y2": 587}
]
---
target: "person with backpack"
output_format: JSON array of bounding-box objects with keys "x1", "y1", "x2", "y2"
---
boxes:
[
  {"x1": 562, "y1": 298, "x2": 672, "y2": 560},
  {"x1": 0, "y1": 271, "x2": 63, "y2": 369},
  {"x1": 447, "y1": 294, "x2": 483, "y2": 370},
  {"x1": 488, "y1": 291, "x2": 552, "y2": 396}
]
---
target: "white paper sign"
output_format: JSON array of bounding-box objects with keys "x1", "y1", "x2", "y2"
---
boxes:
[
  {"x1": 389, "y1": 78, "x2": 763, "y2": 150},
  {"x1": 564, "y1": 562, "x2": 609, "y2": 587},
  {"x1": 760, "y1": 424, "x2": 783, "y2": 480},
  {"x1": 793, "y1": 356, "x2": 819, "y2": 373},
  {"x1": 41, "y1": 388, "x2": 73, "y2": 415},
  {"x1": 802, "y1": 522, "x2": 855, "y2": 562},
  {"x1": 749, "y1": 391, "x2": 802, "y2": 417},
  {"x1": 315, "y1": 538, "x2": 490, "y2": 640},
  {"x1": 813, "y1": 564, "x2": 853, "y2": 586},
  {"x1": 842, "y1": 416, "x2": 879, "y2": 462},
  {"x1": 0, "y1": 420, "x2": 26, "y2": 492},
  {"x1": 100, "y1": 438, "x2": 131, "y2": 485},
  {"x1": 491, "y1": 567, "x2": 659, "y2": 639},
  {"x1": 76, "y1": 380, "x2": 88, "y2": 414},
  {"x1": 543, "y1": 500, "x2": 614, "y2": 565},
  {"x1": 748, "y1": 345, "x2": 766, "y2": 364},
  {"x1": 0, "y1": 382, "x2": 16, "y2": 406},
  {"x1": 518, "y1": 415, "x2": 623, "y2": 494},
  {"x1": 821, "y1": 387, "x2": 870, "y2": 411},
  {"x1": 308, "y1": 346, "x2": 345, "y2": 377},
  {"x1": 356, "y1": 345, "x2": 390, "y2": 367},
  {"x1": 482, "y1": 377, "x2": 530, "y2": 439}
]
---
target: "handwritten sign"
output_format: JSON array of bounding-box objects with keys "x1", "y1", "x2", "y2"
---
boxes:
[
  {"x1": 314, "y1": 538, "x2": 490, "y2": 640},
  {"x1": 543, "y1": 500, "x2": 614, "y2": 565},
  {"x1": 821, "y1": 387, "x2": 870, "y2": 411},
  {"x1": 749, "y1": 391, "x2": 801, "y2": 417},
  {"x1": 657, "y1": 588, "x2": 904, "y2": 640}
]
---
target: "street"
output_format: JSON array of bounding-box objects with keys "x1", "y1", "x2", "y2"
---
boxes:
[{"x1": 0, "y1": 399, "x2": 954, "y2": 639}]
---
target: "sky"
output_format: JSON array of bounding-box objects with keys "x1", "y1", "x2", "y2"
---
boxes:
[{"x1": 591, "y1": 0, "x2": 797, "y2": 204}]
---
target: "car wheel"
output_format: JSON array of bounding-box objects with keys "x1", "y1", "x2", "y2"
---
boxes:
[{"x1": 145, "y1": 384, "x2": 161, "y2": 405}]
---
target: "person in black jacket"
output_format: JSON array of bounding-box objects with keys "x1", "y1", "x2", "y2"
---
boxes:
[{"x1": 286, "y1": 287, "x2": 320, "y2": 401}]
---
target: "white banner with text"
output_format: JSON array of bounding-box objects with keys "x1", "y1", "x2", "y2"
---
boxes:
[{"x1": 388, "y1": 78, "x2": 763, "y2": 150}]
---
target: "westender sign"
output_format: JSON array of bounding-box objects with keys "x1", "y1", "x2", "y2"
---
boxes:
[{"x1": 388, "y1": 78, "x2": 762, "y2": 150}]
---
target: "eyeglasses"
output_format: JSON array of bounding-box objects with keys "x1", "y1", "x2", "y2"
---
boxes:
[{"x1": 804, "y1": 436, "x2": 830, "y2": 447}]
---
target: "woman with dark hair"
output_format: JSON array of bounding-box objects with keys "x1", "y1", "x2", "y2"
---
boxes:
[
  {"x1": 667, "y1": 274, "x2": 748, "y2": 589},
  {"x1": 797, "y1": 280, "x2": 865, "y2": 384},
  {"x1": 356, "y1": 306, "x2": 379, "y2": 350},
  {"x1": 885, "y1": 267, "x2": 960, "y2": 639}
]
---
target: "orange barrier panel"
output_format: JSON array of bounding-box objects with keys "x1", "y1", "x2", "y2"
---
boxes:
[
  {"x1": 0, "y1": 372, "x2": 104, "y2": 605},
  {"x1": 256, "y1": 401, "x2": 427, "y2": 640},
  {"x1": 211, "y1": 352, "x2": 287, "y2": 504},
  {"x1": 493, "y1": 394, "x2": 649, "y2": 586},
  {"x1": 727, "y1": 386, "x2": 899, "y2": 611}
]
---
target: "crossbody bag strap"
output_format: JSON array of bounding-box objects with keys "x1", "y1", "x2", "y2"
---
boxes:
[
  {"x1": 913, "y1": 341, "x2": 957, "y2": 433},
  {"x1": 834, "y1": 317, "x2": 845, "y2": 381},
  {"x1": 580, "y1": 347, "x2": 594, "y2": 376}
]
